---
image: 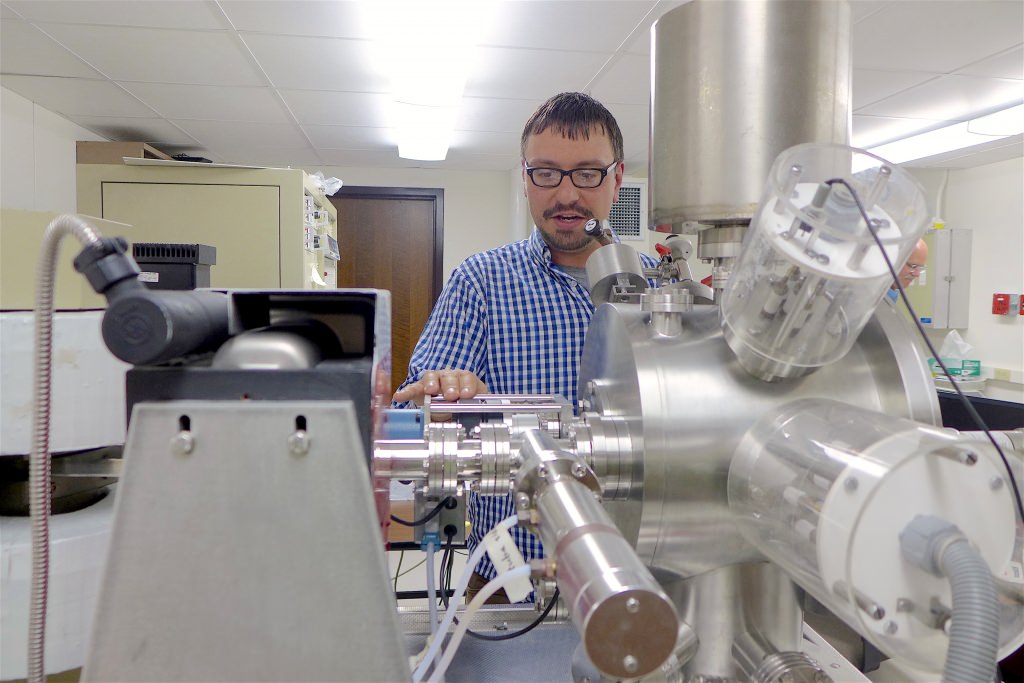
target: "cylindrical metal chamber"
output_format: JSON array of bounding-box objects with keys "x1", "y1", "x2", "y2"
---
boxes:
[
  {"x1": 649, "y1": 0, "x2": 852, "y2": 229},
  {"x1": 577, "y1": 301, "x2": 939, "y2": 579}
]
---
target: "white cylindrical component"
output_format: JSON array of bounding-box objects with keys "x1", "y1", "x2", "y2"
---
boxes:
[
  {"x1": 721, "y1": 143, "x2": 929, "y2": 381},
  {"x1": 728, "y1": 399, "x2": 1022, "y2": 672}
]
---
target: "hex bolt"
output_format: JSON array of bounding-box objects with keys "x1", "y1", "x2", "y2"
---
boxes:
[
  {"x1": 625, "y1": 596, "x2": 640, "y2": 614},
  {"x1": 844, "y1": 477, "x2": 858, "y2": 492},
  {"x1": 171, "y1": 431, "x2": 194, "y2": 455},
  {"x1": 622, "y1": 655, "x2": 639, "y2": 675},
  {"x1": 288, "y1": 430, "x2": 310, "y2": 456}
]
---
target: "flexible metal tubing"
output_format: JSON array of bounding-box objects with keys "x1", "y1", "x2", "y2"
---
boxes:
[
  {"x1": 940, "y1": 539, "x2": 1001, "y2": 683},
  {"x1": 28, "y1": 215, "x2": 101, "y2": 683}
]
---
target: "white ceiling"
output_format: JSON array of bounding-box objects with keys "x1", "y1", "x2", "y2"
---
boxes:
[{"x1": 2, "y1": 0, "x2": 1022, "y2": 172}]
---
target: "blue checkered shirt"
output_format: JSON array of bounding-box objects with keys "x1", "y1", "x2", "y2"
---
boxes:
[{"x1": 396, "y1": 227, "x2": 658, "y2": 587}]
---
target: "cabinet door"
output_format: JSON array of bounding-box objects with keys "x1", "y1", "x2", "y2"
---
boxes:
[{"x1": 101, "y1": 182, "x2": 281, "y2": 288}]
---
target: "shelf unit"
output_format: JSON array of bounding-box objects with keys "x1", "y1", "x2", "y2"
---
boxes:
[{"x1": 77, "y1": 160, "x2": 337, "y2": 290}]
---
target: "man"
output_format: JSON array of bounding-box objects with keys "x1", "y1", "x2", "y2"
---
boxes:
[
  {"x1": 887, "y1": 238, "x2": 928, "y2": 301},
  {"x1": 393, "y1": 92, "x2": 658, "y2": 600}
]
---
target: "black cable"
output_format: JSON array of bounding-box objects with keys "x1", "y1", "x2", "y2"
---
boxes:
[
  {"x1": 824, "y1": 176, "x2": 1024, "y2": 524},
  {"x1": 464, "y1": 588, "x2": 561, "y2": 641},
  {"x1": 390, "y1": 496, "x2": 457, "y2": 527}
]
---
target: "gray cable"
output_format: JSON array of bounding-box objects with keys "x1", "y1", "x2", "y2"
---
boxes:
[
  {"x1": 28, "y1": 215, "x2": 101, "y2": 683},
  {"x1": 940, "y1": 539, "x2": 1000, "y2": 683}
]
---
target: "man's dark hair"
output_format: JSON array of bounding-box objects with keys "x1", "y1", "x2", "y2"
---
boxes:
[{"x1": 520, "y1": 92, "x2": 624, "y2": 162}]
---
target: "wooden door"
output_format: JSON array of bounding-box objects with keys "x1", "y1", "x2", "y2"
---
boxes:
[{"x1": 330, "y1": 187, "x2": 443, "y2": 397}]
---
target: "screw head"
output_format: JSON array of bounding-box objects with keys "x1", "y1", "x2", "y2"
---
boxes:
[
  {"x1": 990, "y1": 476, "x2": 1005, "y2": 491},
  {"x1": 537, "y1": 464, "x2": 548, "y2": 479},
  {"x1": 171, "y1": 431, "x2": 194, "y2": 455},
  {"x1": 625, "y1": 596, "x2": 640, "y2": 614},
  {"x1": 844, "y1": 477, "x2": 859, "y2": 492},
  {"x1": 287, "y1": 430, "x2": 310, "y2": 456},
  {"x1": 884, "y1": 620, "x2": 898, "y2": 635},
  {"x1": 622, "y1": 655, "x2": 639, "y2": 674},
  {"x1": 515, "y1": 492, "x2": 531, "y2": 509},
  {"x1": 572, "y1": 463, "x2": 588, "y2": 479}
]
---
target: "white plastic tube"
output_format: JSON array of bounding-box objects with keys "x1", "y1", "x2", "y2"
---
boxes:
[
  {"x1": 426, "y1": 565, "x2": 533, "y2": 683},
  {"x1": 411, "y1": 515, "x2": 518, "y2": 683}
]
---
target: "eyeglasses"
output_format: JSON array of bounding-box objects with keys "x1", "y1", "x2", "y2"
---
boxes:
[
  {"x1": 524, "y1": 162, "x2": 617, "y2": 189},
  {"x1": 905, "y1": 263, "x2": 926, "y2": 274}
]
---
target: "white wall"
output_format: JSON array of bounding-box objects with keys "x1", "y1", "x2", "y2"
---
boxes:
[
  {"x1": 910, "y1": 158, "x2": 1024, "y2": 402},
  {"x1": 311, "y1": 165, "x2": 513, "y2": 280},
  {"x1": 1, "y1": 86, "x2": 106, "y2": 214}
]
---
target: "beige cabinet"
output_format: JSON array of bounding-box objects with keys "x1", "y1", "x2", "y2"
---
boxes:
[{"x1": 76, "y1": 162, "x2": 337, "y2": 290}]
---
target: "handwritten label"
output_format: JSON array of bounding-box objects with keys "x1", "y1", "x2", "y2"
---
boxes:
[{"x1": 482, "y1": 526, "x2": 531, "y2": 602}]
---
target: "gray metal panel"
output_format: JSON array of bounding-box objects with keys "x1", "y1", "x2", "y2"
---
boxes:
[{"x1": 84, "y1": 400, "x2": 410, "y2": 683}]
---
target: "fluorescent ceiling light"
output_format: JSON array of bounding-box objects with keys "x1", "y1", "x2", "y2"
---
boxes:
[
  {"x1": 362, "y1": 1, "x2": 495, "y2": 161},
  {"x1": 865, "y1": 103, "x2": 1024, "y2": 164}
]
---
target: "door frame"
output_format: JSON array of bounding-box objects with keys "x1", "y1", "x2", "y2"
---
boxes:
[{"x1": 330, "y1": 185, "x2": 444, "y2": 299}]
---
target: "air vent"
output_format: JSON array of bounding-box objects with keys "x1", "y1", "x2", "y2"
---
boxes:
[{"x1": 608, "y1": 179, "x2": 647, "y2": 241}]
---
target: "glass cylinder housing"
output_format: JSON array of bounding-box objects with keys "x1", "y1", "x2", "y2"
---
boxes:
[
  {"x1": 728, "y1": 399, "x2": 1022, "y2": 671},
  {"x1": 721, "y1": 143, "x2": 929, "y2": 381}
]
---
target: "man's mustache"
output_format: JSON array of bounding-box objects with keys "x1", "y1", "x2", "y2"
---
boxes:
[{"x1": 543, "y1": 204, "x2": 594, "y2": 220}]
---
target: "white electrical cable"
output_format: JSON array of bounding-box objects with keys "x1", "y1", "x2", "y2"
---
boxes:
[
  {"x1": 411, "y1": 514, "x2": 518, "y2": 683},
  {"x1": 425, "y1": 564, "x2": 533, "y2": 683}
]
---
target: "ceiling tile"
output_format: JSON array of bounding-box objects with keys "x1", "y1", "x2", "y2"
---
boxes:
[
  {"x1": 119, "y1": 82, "x2": 292, "y2": 123},
  {"x1": 219, "y1": 1, "x2": 366, "y2": 39},
  {"x1": 853, "y1": 1, "x2": 1024, "y2": 73},
  {"x1": 435, "y1": 151, "x2": 522, "y2": 172},
  {"x1": 279, "y1": 89, "x2": 391, "y2": 127},
  {"x1": 905, "y1": 134, "x2": 1023, "y2": 169},
  {"x1": 849, "y1": 1, "x2": 895, "y2": 24},
  {"x1": 450, "y1": 130, "x2": 520, "y2": 157},
  {"x1": 0, "y1": 75, "x2": 156, "y2": 117},
  {"x1": 853, "y1": 69, "x2": 939, "y2": 110},
  {"x1": 302, "y1": 123, "x2": 392, "y2": 149},
  {"x1": 4, "y1": 1, "x2": 228, "y2": 30},
  {"x1": 172, "y1": 119, "x2": 310, "y2": 148},
  {"x1": 455, "y1": 97, "x2": 541, "y2": 133},
  {"x1": 467, "y1": 46, "x2": 612, "y2": 100},
  {"x1": 483, "y1": 1, "x2": 656, "y2": 52},
  {"x1": 1, "y1": 19, "x2": 102, "y2": 78},
  {"x1": 589, "y1": 53, "x2": 650, "y2": 106},
  {"x1": 37, "y1": 23, "x2": 265, "y2": 85},
  {"x1": 241, "y1": 33, "x2": 387, "y2": 92},
  {"x1": 852, "y1": 114, "x2": 946, "y2": 148},
  {"x1": 957, "y1": 45, "x2": 1024, "y2": 80},
  {"x1": 314, "y1": 148, "x2": 409, "y2": 167},
  {"x1": 858, "y1": 74, "x2": 1024, "y2": 121},
  {"x1": 213, "y1": 146, "x2": 326, "y2": 168},
  {"x1": 64, "y1": 115, "x2": 200, "y2": 146}
]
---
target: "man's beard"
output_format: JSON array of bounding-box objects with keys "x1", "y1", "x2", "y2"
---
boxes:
[{"x1": 539, "y1": 227, "x2": 595, "y2": 254}]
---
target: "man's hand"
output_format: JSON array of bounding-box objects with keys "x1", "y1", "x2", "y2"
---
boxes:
[{"x1": 392, "y1": 370, "x2": 488, "y2": 406}]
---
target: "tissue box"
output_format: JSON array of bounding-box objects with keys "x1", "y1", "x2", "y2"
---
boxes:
[{"x1": 928, "y1": 358, "x2": 981, "y2": 377}]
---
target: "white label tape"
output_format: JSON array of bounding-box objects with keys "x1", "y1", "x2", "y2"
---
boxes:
[
  {"x1": 138, "y1": 271, "x2": 159, "y2": 283},
  {"x1": 482, "y1": 526, "x2": 532, "y2": 602}
]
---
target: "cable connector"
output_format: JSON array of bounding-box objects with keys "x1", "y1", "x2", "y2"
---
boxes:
[
  {"x1": 899, "y1": 514, "x2": 967, "y2": 576},
  {"x1": 72, "y1": 237, "x2": 142, "y2": 298}
]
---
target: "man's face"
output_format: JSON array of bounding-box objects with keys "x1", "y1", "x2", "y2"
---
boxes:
[
  {"x1": 896, "y1": 240, "x2": 928, "y2": 289},
  {"x1": 522, "y1": 127, "x2": 623, "y2": 256}
]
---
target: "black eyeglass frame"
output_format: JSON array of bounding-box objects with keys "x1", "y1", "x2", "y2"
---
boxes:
[{"x1": 523, "y1": 162, "x2": 619, "y2": 189}]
